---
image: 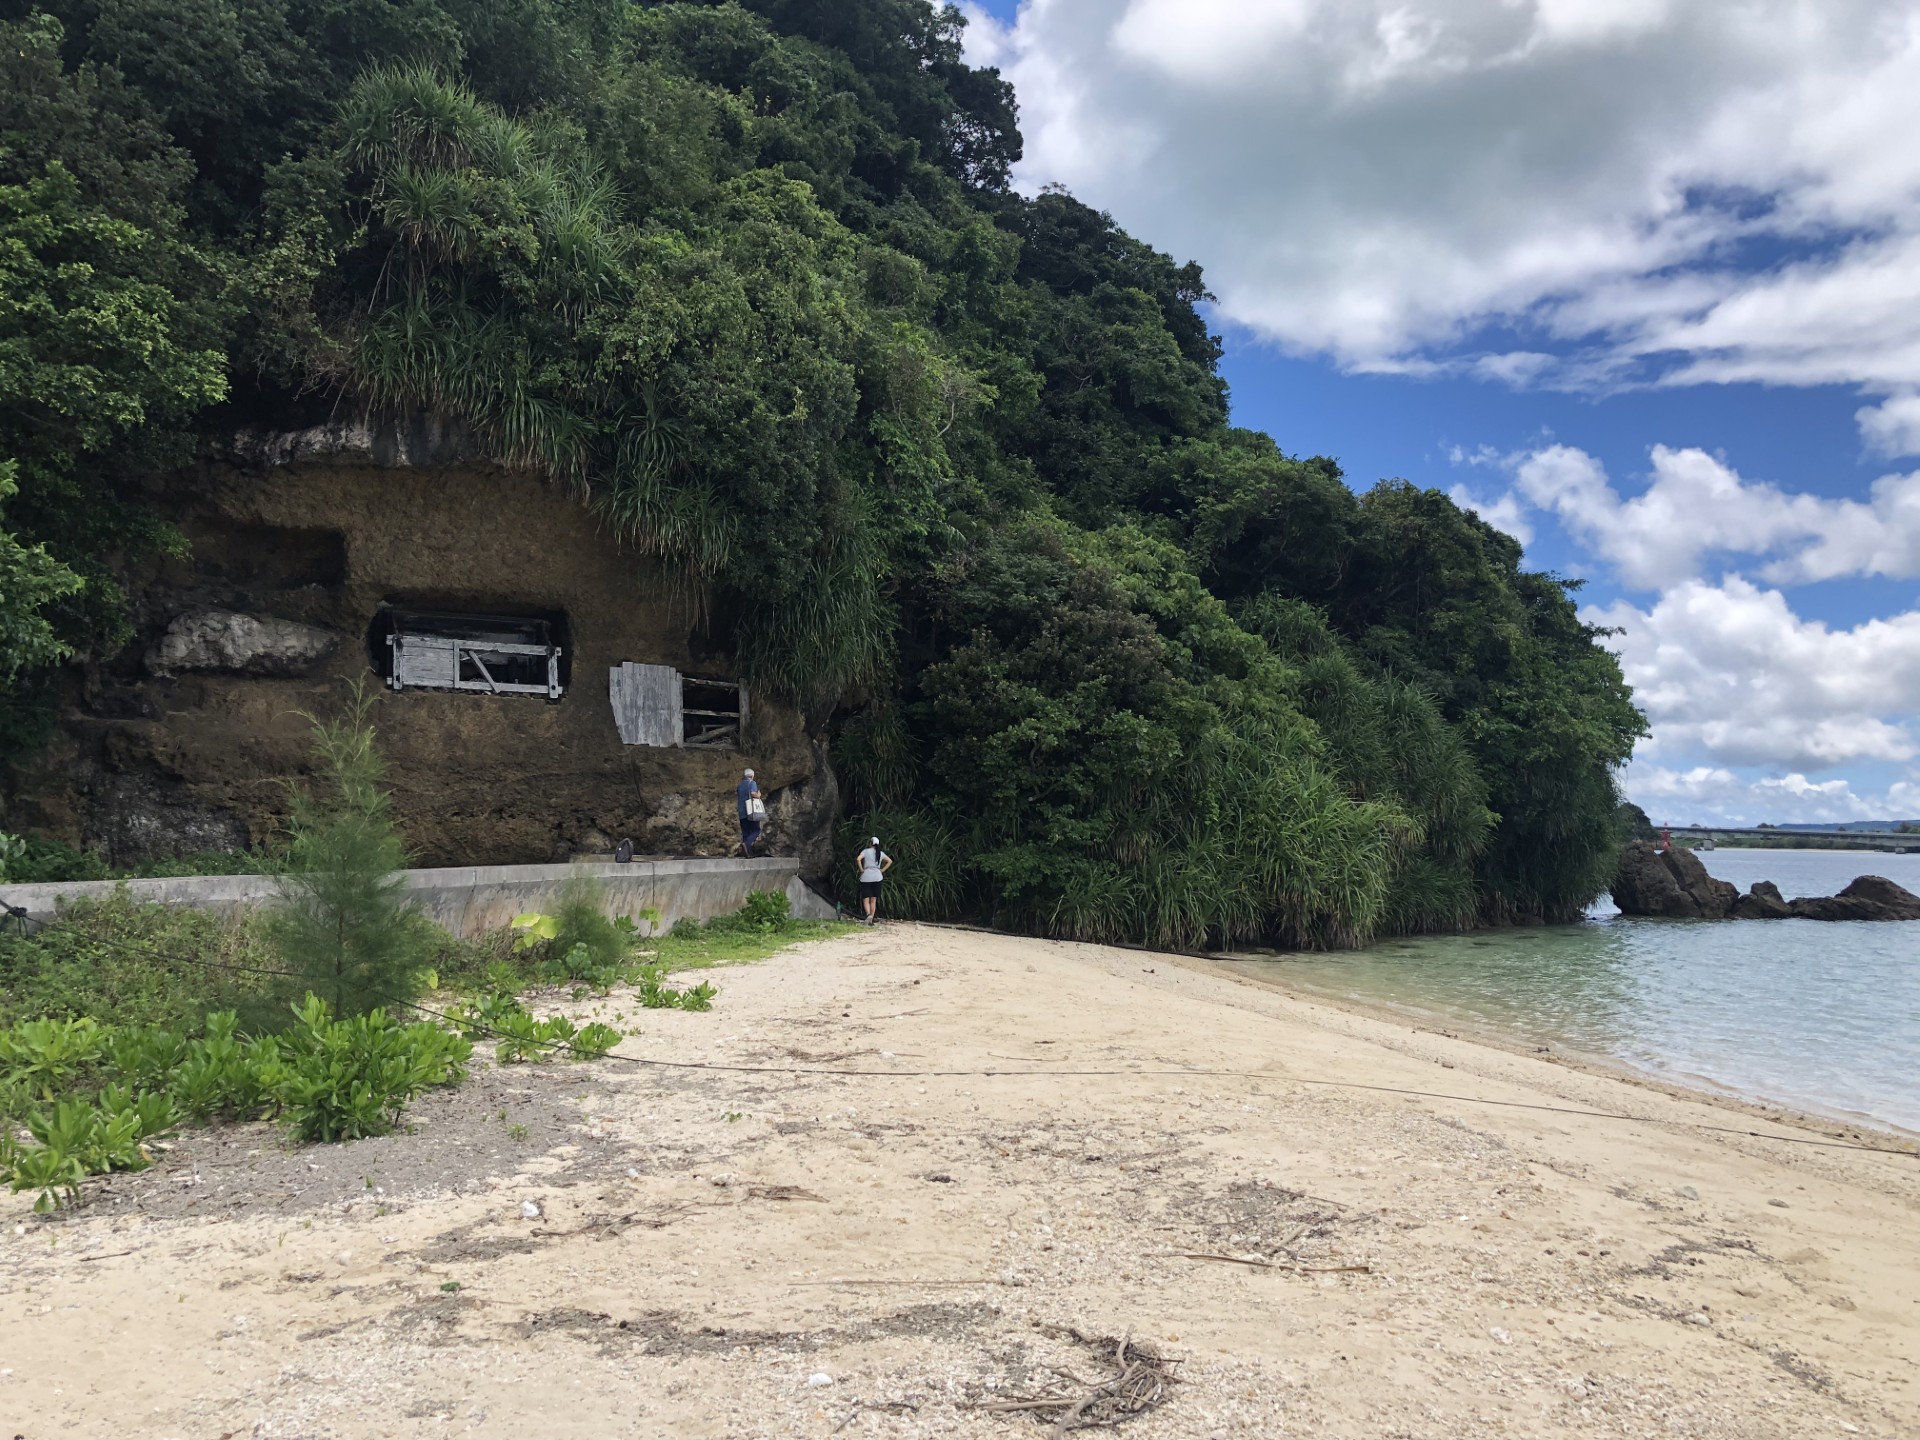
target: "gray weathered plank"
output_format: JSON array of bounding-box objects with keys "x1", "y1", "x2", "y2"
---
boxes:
[{"x1": 610, "y1": 662, "x2": 682, "y2": 746}]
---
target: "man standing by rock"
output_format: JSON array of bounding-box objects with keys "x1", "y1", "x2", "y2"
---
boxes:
[{"x1": 737, "y1": 768, "x2": 764, "y2": 856}]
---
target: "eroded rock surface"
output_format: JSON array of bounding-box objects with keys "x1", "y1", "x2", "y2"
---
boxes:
[
  {"x1": 1611, "y1": 840, "x2": 1735, "y2": 919},
  {"x1": 1731, "y1": 880, "x2": 1793, "y2": 920},
  {"x1": 1790, "y1": 876, "x2": 1920, "y2": 922},
  {"x1": 148, "y1": 610, "x2": 337, "y2": 677},
  {"x1": 1613, "y1": 842, "x2": 1920, "y2": 921}
]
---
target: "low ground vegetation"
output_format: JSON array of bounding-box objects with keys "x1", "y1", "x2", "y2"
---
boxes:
[
  {"x1": 0, "y1": 999, "x2": 471, "y2": 1211},
  {"x1": 0, "y1": 883, "x2": 847, "y2": 1213}
]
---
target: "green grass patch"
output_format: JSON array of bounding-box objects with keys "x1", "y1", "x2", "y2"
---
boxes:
[
  {"x1": 647, "y1": 916, "x2": 859, "y2": 971},
  {"x1": 0, "y1": 892, "x2": 284, "y2": 1032}
]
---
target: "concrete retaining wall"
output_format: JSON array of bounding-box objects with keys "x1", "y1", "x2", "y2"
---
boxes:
[{"x1": 1, "y1": 858, "x2": 835, "y2": 938}]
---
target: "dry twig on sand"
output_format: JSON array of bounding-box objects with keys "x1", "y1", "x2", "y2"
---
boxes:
[
  {"x1": 972, "y1": 1329, "x2": 1177, "y2": 1434},
  {"x1": 530, "y1": 1203, "x2": 707, "y2": 1240},
  {"x1": 1170, "y1": 1252, "x2": 1371, "y2": 1274},
  {"x1": 747, "y1": 1184, "x2": 825, "y2": 1202}
]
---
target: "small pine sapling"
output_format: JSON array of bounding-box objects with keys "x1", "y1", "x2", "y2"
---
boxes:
[{"x1": 266, "y1": 684, "x2": 434, "y2": 1020}]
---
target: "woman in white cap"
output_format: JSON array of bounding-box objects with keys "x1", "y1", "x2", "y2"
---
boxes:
[
  {"x1": 736, "y1": 768, "x2": 764, "y2": 855},
  {"x1": 854, "y1": 835, "x2": 892, "y2": 924}
]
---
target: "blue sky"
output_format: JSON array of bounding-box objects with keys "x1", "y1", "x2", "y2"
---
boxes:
[{"x1": 961, "y1": 0, "x2": 1920, "y2": 825}]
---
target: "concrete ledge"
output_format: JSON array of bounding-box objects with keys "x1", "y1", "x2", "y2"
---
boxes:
[{"x1": 1, "y1": 858, "x2": 835, "y2": 939}]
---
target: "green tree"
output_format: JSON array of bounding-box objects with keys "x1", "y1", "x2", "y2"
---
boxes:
[
  {"x1": 266, "y1": 686, "x2": 432, "y2": 1019},
  {"x1": 0, "y1": 20, "x2": 228, "y2": 660},
  {"x1": 0, "y1": 462, "x2": 82, "y2": 680}
]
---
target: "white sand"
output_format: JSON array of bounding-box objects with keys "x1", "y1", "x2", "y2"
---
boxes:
[{"x1": 4, "y1": 921, "x2": 1916, "y2": 1437}]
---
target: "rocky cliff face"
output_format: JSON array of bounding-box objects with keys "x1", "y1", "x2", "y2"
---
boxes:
[
  {"x1": 1611, "y1": 841, "x2": 1920, "y2": 922},
  {"x1": 2, "y1": 426, "x2": 838, "y2": 875}
]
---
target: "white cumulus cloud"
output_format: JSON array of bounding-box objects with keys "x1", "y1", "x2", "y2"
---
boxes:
[
  {"x1": 1856, "y1": 394, "x2": 1920, "y2": 459},
  {"x1": 1463, "y1": 443, "x2": 1920, "y2": 588},
  {"x1": 1587, "y1": 578, "x2": 1920, "y2": 771},
  {"x1": 1621, "y1": 762, "x2": 1918, "y2": 826},
  {"x1": 974, "y1": 0, "x2": 1920, "y2": 387}
]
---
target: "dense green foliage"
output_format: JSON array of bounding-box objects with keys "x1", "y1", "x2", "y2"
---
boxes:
[
  {"x1": 0, "y1": 0, "x2": 1643, "y2": 944},
  {"x1": 0, "y1": 893, "x2": 276, "y2": 1031}
]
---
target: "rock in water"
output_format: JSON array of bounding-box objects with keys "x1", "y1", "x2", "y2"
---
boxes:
[
  {"x1": 1790, "y1": 876, "x2": 1920, "y2": 922},
  {"x1": 1732, "y1": 880, "x2": 1792, "y2": 920},
  {"x1": 1838, "y1": 875, "x2": 1920, "y2": 918},
  {"x1": 1661, "y1": 846, "x2": 1740, "y2": 919},
  {"x1": 1613, "y1": 846, "x2": 1920, "y2": 922},
  {"x1": 1611, "y1": 840, "x2": 1697, "y2": 918},
  {"x1": 1610, "y1": 841, "x2": 1738, "y2": 918}
]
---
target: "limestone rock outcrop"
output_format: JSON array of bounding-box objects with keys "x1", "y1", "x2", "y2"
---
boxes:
[
  {"x1": 1789, "y1": 876, "x2": 1920, "y2": 922},
  {"x1": 1612, "y1": 842, "x2": 1920, "y2": 921},
  {"x1": 227, "y1": 411, "x2": 485, "y2": 469},
  {"x1": 1731, "y1": 879, "x2": 1793, "y2": 920},
  {"x1": 1610, "y1": 840, "x2": 1736, "y2": 918},
  {"x1": 147, "y1": 610, "x2": 338, "y2": 677}
]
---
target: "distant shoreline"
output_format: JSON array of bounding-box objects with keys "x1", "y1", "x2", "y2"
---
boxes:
[{"x1": 1680, "y1": 836, "x2": 1920, "y2": 853}]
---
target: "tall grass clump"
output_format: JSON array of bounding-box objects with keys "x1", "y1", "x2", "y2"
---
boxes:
[{"x1": 265, "y1": 684, "x2": 432, "y2": 1020}]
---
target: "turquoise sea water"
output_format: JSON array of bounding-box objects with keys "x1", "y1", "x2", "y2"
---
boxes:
[{"x1": 1235, "y1": 849, "x2": 1920, "y2": 1133}]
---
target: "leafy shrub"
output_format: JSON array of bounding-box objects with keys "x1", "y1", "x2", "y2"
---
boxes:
[
  {"x1": 449, "y1": 990, "x2": 529, "y2": 1041},
  {"x1": 572, "y1": 1023, "x2": 621, "y2": 1059},
  {"x1": 447, "y1": 991, "x2": 627, "y2": 1064},
  {"x1": 509, "y1": 885, "x2": 659, "y2": 992},
  {"x1": 700, "y1": 890, "x2": 791, "y2": 936},
  {"x1": 0, "y1": 831, "x2": 276, "y2": 884},
  {"x1": 635, "y1": 969, "x2": 716, "y2": 1011},
  {"x1": 4, "y1": 1091, "x2": 162, "y2": 1212},
  {"x1": 0, "y1": 1016, "x2": 108, "y2": 1101},
  {"x1": 0, "y1": 993, "x2": 481, "y2": 1207},
  {"x1": 265, "y1": 996, "x2": 472, "y2": 1142},
  {"x1": 549, "y1": 879, "x2": 632, "y2": 974},
  {"x1": 0, "y1": 831, "x2": 27, "y2": 882},
  {"x1": 668, "y1": 917, "x2": 702, "y2": 940},
  {"x1": 0, "y1": 832, "x2": 111, "y2": 884},
  {"x1": 166, "y1": 1012, "x2": 278, "y2": 1121}
]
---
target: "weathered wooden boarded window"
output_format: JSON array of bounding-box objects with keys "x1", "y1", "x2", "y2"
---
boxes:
[
  {"x1": 609, "y1": 666, "x2": 747, "y2": 748},
  {"x1": 610, "y1": 662, "x2": 681, "y2": 746},
  {"x1": 385, "y1": 610, "x2": 562, "y2": 699}
]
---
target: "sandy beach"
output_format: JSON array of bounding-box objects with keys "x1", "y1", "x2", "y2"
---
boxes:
[{"x1": 4, "y1": 922, "x2": 1916, "y2": 1438}]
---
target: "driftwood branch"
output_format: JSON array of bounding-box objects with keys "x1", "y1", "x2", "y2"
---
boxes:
[{"x1": 970, "y1": 1328, "x2": 1177, "y2": 1433}]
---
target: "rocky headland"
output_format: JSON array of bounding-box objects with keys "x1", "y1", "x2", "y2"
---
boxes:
[{"x1": 1612, "y1": 840, "x2": 1920, "y2": 920}]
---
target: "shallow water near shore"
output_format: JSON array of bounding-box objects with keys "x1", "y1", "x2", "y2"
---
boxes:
[{"x1": 1238, "y1": 848, "x2": 1920, "y2": 1133}]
